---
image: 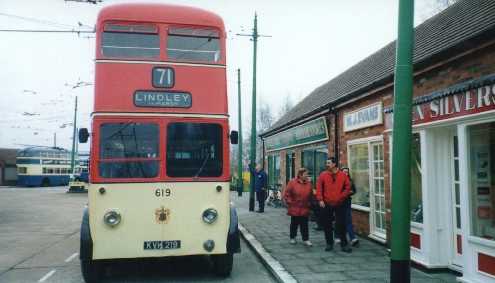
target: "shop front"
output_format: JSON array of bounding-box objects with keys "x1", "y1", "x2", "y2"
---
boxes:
[
  {"x1": 263, "y1": 117, "x2": 329, "y2": 190},
  {"x1": 385, "y1": 74, "x2": 495, "y2": 281}
]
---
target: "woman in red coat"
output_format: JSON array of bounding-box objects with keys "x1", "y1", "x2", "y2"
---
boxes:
[{"x1": 283, "y1": 168, "x2": 313, "y2": 247}]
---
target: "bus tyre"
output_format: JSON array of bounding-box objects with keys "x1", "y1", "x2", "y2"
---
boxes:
[
  {"x1": 81, "y1": 259, "x2": 102, "y2": 283},
  {"x1": 211, "y1": 253, "x2": 233, "y2": 277},
  {"x1": 41, "y1": 178, "x2": 50, "y2": 187}
]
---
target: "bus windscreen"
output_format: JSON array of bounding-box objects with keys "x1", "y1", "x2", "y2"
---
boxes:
[
  {"x1": 166, "y1": 123, "x2": 222, "y2": 177},
  {"x1": 99, "y1": 123, "x2": 159, "y2": 179},
  {"x1": 167, "y1": 27, "x2": 220, "y2": 63}
]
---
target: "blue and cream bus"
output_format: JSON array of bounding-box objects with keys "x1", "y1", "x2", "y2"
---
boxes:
[{"x1": 17, "y1": 146, "x2": 72, "y2": 187}]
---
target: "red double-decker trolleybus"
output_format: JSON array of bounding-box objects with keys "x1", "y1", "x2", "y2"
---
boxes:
[{"x1": 78, "y1": 4, "x2": 240, "y2": 282}]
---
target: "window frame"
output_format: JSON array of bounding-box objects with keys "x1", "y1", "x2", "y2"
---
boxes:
[
  {"x1": 93, "y1": 118, "x2": 164, "y2": 183},
  {"x1": 165, "y1": 119, "x2": 225, "y2": 179},
  {"x1": 99, "y1": 21, "x2": 162, "y2": 61},
  {"x1": 165, "y1": 25, "x2": 223, "y2": 64}
]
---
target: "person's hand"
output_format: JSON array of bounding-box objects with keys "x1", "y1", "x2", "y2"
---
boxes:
[{"x1": 319, "y1": 201, "x2": 325, "y2": 208}]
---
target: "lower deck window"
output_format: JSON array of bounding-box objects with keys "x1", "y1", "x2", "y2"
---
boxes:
[{"x1": 166, "y1": 123, "x2": 222, "y2": 177}]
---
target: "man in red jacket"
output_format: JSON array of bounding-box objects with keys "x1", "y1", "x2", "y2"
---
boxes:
[{"x1": 316, "y1": 157, "x2": 352, "y2": 252}]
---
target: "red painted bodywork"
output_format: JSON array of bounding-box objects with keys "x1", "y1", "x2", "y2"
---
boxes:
[{"x1": 90, "y1": 4, "x2": 229, "y2": 183}]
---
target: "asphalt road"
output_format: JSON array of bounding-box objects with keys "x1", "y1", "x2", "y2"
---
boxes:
[{"x1": 0, "y1": 186, "x2": 276, "y2": 283}]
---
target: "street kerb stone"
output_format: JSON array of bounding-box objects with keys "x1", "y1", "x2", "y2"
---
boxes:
[{"x1": 238, "y1": 224, "x2": 298, "y2": 283}]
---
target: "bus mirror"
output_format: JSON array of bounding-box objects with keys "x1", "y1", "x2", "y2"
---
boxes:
[
  {"x1": 79, "y1": 128, "x2": 90, "y2": 143},
  {"x1": 230, "y1": 130, "x2": 239, "y2": 145}
]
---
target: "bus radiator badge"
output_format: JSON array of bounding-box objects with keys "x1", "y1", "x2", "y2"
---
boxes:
[{"x1": 155, "y1": 207, "x2": 170, "y2": 224}]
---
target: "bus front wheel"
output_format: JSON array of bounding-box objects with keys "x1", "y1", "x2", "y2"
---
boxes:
[
  {"x1": 41, "y1": 178, "x2": 50, "y2": 187},
  {"x1": 211, "y1": 253, "x2": 233, "y2": 277},
  {"x1": 81, "y1": 259, "x2": 103, "y2": 283}
]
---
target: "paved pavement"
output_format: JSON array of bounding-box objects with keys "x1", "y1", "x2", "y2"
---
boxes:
[{"x1": 232, "y1": 192, "x2": 458, "y2": 283}]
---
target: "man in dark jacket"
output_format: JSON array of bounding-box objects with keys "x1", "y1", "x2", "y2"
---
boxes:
[
  {"x1": 250, "y1": 164, "x2": 268, "y2": 213},
  {"x1": 316, "y1": 157, "x2": 352, "y2": 252}
]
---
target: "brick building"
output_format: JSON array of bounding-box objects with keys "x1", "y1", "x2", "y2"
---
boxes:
[
  {"x1": 261, "y1": 1, "x2": 495, "y2": 281},
  {"x1": 0, "y1": 148, "x2": 18, "y2": 186}
]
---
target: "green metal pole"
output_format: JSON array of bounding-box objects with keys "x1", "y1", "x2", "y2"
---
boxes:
[
  {"x1": 237, "y1": 68, "x2": 243, "y2": 196},
  {"x1": 390, "y1": 0, "x2": 414, "y2": 282},
  {"x1": 70, "y1": 96, "x2": 78, "y2": 176},
  {"x1": 249, "y1": 13, "x2": 258, "y2": 211}
]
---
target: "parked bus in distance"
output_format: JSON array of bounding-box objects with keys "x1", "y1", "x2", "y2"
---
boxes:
[
  {"x1": 16, "y1": 146, "x2": 72, "y2": 187},
  {"x1": 78, "y1": 4, "x2": 240, "y2": 282}
]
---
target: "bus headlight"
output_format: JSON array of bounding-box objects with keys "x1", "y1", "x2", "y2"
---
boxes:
[
  {"x1": 103, "y1": 210, "x2": 121, "y2": 227},
  {"x1": 202, "y1": 208, "x2": 218, "y2": 224}
]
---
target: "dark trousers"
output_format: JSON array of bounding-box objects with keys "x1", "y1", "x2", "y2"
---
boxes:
[
  {"x1": 290, "y1": 216, "x2": 309, "y2": 241},
  {"x1": 320, "y1": 204, "x2": 347, "y2": 247},
  {"x1": 256, "y1": 191, "x2": 266, "y2": 211}
]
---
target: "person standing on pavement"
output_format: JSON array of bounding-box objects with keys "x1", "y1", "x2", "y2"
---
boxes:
[
  {"x1": 250, "y1": 164, "x2": 268, "y2": 213},
  {"x1": 340, "y1": 167, "x2": 359, "y2": 247},
  {"x1": 316, "y1": 157, "x2": 352, "y2": 252},
  {"x1": 283, "y1": 168, "x2": 313, "y2": 247}
]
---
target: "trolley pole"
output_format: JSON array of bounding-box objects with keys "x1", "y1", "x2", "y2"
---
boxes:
[
  {"x1": 70, "y1": 96, "x2": 78, "y2": 176},
  {"x1": 237, "y1": 68, "x2": 244, "y2": 197},
  {"x1": 390, "y1": 0, "x2": 415, "y2": 282}
]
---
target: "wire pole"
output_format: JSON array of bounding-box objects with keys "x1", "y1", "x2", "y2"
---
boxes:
[
  {"x1": 237, "y1": 13, "x2": 271, "y2": 211},
  {"x1": 70, "y1": 96, "x2": 78, "y2": 177},
  {"x1": 237, "y1": 68, "x2": 244, "y2": 197},
  {"x1": 390, "y1": 0, "x2": 415, "y2": 282}
]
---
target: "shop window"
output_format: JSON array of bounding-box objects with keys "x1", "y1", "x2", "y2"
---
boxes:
[
  {"x1": 349, "y1": 143, "x2": 370, "y2": 207},
  {"x1": 411, "y1": 133, "x2": 423, "y2": 223},
  {"x1": 268, "y1": 154, "x2": 281, "y2": 189},
  {"x1": 285, "y1": 152, "x2": 295, "y2": 184},
  {"x1": 302, "y1": 147, "x2": 328, "y2": 188},
  {"x1": 469, "y1": 122, "x2": 495, "y2": 240}
]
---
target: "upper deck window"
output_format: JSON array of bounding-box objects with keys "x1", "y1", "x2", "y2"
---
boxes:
[
  {"x1": 101, "y1": 23, "x2": 159, "y2": 59},
  {"x1": 99, "y1": 122, "x2": 159, "y2": 179},
  {"x1": 167, "y1": 27, "x2": 220, "y2": 63}
]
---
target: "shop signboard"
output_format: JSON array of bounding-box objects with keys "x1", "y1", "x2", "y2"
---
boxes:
[
  {"x1": 265, "y1": 117, "x2": 328, "y2": 152},
  {"x1": 344, "y1": 102, "x2": 383, "y2": 132},
  {"x1": 385, "y1": 74, "x2": 495, "y2": 128}
]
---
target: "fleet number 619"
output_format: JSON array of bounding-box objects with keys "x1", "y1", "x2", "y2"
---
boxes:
[{"x1": 155, "y1": 188, "x2": 171, "y2": 197}]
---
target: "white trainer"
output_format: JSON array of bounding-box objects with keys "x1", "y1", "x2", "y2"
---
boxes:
[
  {"x1": 303, "y1": 240, "x2": 313, "y2": 247},
  {"x1": 289, "y1": 239, "x2": 296, "y2": 245}
]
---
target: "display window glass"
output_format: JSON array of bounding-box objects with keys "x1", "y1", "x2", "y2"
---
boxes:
[
  {"x1": 469, "y1": 122, "x2": 495, "y2": 240},
  {"x1": 349, "y1": 143, "x2": 370, "y2": 207},
  {"x1": 411, "y1": 133, "x2": 423, "y2": 223}
]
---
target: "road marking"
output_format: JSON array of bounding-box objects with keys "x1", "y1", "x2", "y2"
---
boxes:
[
  {"x1": 65, "y1": 252, "x2": 79, "y2": 263},
  {"x1": 38, "y1": 269, "x2": 56, "y2": 282}
]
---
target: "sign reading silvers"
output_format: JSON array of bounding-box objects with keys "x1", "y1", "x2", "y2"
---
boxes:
[
  {"x1": 344, "y1": 102, "x2": 383, "y2": 132},
  {"x1": 134, "y1": 91, "x2": 191, "y2": 108},
  {"x1": 384, "y1": 74, "x2": 495, "y2": 128},
  {"x1": 265, "y1": 117, "x2": 328, "y2": 152}
]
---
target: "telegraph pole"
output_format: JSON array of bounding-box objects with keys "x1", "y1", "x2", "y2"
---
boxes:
[
  {"x1": 70, "y1": 96, "x2": 78, "y2": 176},
  {"x1": 237, "y1": 13, "x2": 271, "y2": 211},
  {"x1": 391, "y1": 0, "x2": 415, "y2": 282},
  {"x1": 237, "y1": 68, "x2": 243, "y2": 196}
]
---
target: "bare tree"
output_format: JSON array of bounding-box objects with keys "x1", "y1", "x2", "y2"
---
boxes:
[
  {"x1": 418, "y1": 0, "x2": 458, "y2": 22},
  {"x1": 278, "y1": 95, "x2": 294, "y2": 119}
]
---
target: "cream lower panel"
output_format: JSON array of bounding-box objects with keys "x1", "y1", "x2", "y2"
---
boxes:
[{"x1": 88, "y1": 182, "x2": 230, "y2": 260}]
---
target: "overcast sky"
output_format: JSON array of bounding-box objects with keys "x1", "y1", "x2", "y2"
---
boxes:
[{"x1": 0, "y1": 0, "x2": 439, "y2": 151}]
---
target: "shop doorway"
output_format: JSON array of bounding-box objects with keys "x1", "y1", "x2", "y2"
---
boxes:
[
  {"x1": 370, "y1": 141, "x2": 386, "y2": 238},
  {"x1": 285, "y1": 152, "x2": 295, "y2": 184},
  {"x1": 451, "y1": 135, "x2": 463, "y2": 267}
]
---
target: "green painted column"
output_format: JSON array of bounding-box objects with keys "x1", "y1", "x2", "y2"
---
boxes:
[
  {"x1": 390, "y1": 0, "x2": 415, "y2": 282},
  {"x1": 249, "y1": 13, "x2": 258, "y2": 211},
  {"x1": 237, "y1": 68, "x2": 243, "y2": 196}
]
